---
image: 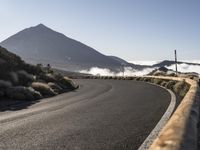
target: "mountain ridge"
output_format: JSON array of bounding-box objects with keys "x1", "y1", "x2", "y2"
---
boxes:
[{"x1": 0, "y1": 24, "x2": 124, "y2": 71}]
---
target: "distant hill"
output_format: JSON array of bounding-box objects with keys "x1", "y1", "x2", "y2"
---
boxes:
[
  {"x1": 0, "y1": 24, "x2": 129, "y2": 71},
  {"x1": 152, "y1": 60, "x2": 200, "y2": 68}
]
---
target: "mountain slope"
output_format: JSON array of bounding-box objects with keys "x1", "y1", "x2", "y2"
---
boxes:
[
  {"x1": 0, "y1": 24, "x2": 125, "y2": 70},
  {"x1": 0, "y1": 24, "x2": 123, "y2": 71}
]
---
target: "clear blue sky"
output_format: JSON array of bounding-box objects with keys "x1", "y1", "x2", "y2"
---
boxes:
[{"x1": 0, "y1": 0, "x2": 200, "y2": 61}]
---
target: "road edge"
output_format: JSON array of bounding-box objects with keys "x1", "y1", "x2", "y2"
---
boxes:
[{"x1": 138, "y1": 83, "x2": 176, "y2": 150}]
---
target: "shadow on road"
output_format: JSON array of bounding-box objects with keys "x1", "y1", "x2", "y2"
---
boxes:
[
  {"x1": 0, "y1": 90, "x2": 79, "y2": 112},
  {"x1": 0, "y1": 99, "x2": 41, "y2": 112}
]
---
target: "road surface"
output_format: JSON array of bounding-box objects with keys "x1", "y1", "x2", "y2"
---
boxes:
[{"x1": 0, "y1": 79, "x2": 171, "y2": 150}]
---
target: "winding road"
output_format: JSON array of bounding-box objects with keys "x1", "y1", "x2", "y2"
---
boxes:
[{"x1": 0, "y1": 79, "x2": 171, "y2": 150}]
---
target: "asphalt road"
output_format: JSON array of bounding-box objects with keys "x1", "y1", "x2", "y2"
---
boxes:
[{"x1": 0, "y1": 79, "x2": 171, "y2": 150}]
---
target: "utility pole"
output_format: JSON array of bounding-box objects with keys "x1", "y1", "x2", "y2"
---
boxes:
[{"x1": 174, "y1": 50, "x2": 178, "y2": 75}]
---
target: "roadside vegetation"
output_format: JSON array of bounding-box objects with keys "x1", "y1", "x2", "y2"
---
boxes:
[
  {"x1": 78, "y1": 74, "x2": 191, "y2": 100},
  {"x1": 0, "y1": 46, "x2": 78, "y2": 101}
]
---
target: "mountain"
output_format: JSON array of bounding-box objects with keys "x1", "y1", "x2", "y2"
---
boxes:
[
  {"x1": 0, "y1": 24, "x2": 128, "y2": 71},
  {"x1": 108, "y1": 56, "x2": 129, "y2": 65}
]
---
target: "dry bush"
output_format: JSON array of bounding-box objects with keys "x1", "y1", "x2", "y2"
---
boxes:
[
  {"x1": 165, "y1": 80, "x2": 177, "y2": 90},
  {"x1": 58, "y1": 77, "x2": 78, "y2": 90},
  {"x1": 48, "y1": 82, "x2": 63, "y2": 94},
  {"x1": 153, "y1": 78, "x2": 163, "y2": 85},
  {"x1": 39, "y1": 73, "x2": 56, "y2": 82},
  {"x1": 112, "y1": 76, "x2": 118, "y2": 80},
  {"x1": 108, "y1": 76, "x2": 113, "y2": 79},
  {"x1": 167, "y1": 73, "x2": 177, "y2": 77},
  {"x1": 136, "y1": 77, "x2": 142, "y2": 81},
  {"x1": 153, "y1": 71, "x2": 166, "y2": 76},
  {"x1": 160, "y1": 81, "x2": 167, "y2": 87},
  {"x1": 143, "y1": 77, "x2": 151, "y2": 82},
  {"x1": 173, "y1": 80, "x2": 190, "y2": 98},
  {"x1": 31, "y1": 82, "x2": 56, "y2": 97}
]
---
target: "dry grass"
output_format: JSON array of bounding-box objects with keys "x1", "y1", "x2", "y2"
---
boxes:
[
  {"x1": 48, "y1": 82, "x2": 63, "y2": 94},
  {"x1": 173, "y1": 80, "x2": 190, "y2": 98},
  {"x1": 31, "y1": 82, "x2": 56, "y2": 97}
]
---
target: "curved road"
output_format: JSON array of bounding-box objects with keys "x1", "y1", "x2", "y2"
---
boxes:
[{"x1": 0, "y1": 79, "x2": 171, "y2": 150}]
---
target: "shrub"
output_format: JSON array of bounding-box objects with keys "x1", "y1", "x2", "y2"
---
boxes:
[
  {"x1": 39, "y1": 73, "x2": 57, "y2": 82},
  {"x1": 17, "y1": 70, "x2": 35, "y2": 86},
  {"x1": 31, "y1": 82, "x2": 56, "y2": 97},
  {"x1": 8, "y1": 72, "x2": 19, "y2": 85},
  {"x1": 48, "y1": 82, "x2": 63, "y2": 94},
  {"x1": 108, "y1": 76, "x2": 113, "y2": 79},
  {"x1": 21, "y1": 63, "x2": 43, "y2": 75},
  {"x1": 160, "y1": 81, "x2": 167, "y2": 87},
  {"x1": 0, "y1": 91, "x2": 4, "y2": 97},
  {"x1": 142, "y1": 77, "x2": 151, "y2": 82},
  {"x1": 0, "y1": 80, "x2": 12, "y2": 90},
  {"x1": 58, "y1": 77, "x2": 78, "y2": 90},
  {"x1": 153, "y1": 78, "x2": 163, "y2": 85},
  {"x1": 136, "y1": 77, "x2": 141, "y2": 81},
  {"x1": 153, "y1": 71, "x2": 166, "y2": 76},
  {"x1": 173, "y1": 80, "x2": 190, "y2": 98},
  {"x1": 168, "y1": 73, "x2": 177, "y2": 77},
  {"x1": 165, "y1": 80, "x2": 177, "y2": 90},
  {"x1": 6, "y1": 86, "x2": 42, "y2": 100}
]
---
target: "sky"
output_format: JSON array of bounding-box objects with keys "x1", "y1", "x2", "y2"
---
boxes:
[{"x1": 0, "y1": 0, "x2": 200, "y2": 61}]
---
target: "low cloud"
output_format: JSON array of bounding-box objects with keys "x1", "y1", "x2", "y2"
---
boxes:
[
  {"x1": 128, "y1": 60, "x2": 161, "y2": 66},
  {"x1": 167, "y1": 63, "x2": 200, "y2": 74},
  {"x1": 79, "y1": 67, "x2": 155, "y2": 76}
]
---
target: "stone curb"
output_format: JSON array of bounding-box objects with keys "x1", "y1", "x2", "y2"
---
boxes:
[
  {"x1": 146, "y1": 76, "x2": 200, "y2": 150},
  {"x1": 138, "y1": 84, "x2": 176, "y2": 150}
]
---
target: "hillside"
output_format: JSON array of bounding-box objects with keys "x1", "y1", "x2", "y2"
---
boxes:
[
  {"x1": 0, "y1": 24, "x2": 125, "y2": 71},
  {"x1": 0, "y1": 46, "x2": 78, "y2": 101}
]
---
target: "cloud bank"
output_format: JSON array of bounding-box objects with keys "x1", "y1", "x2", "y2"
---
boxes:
[
  {"x1": 80, "y1": 67, "x2": 155, "y2": 76},
  {"x1": 167, "y1": 63, "x2": 200, "y2": 74},
  {"x1": 79, "y1": 60, "x2": 200, "y2": 76},
  {"x1": 128, "y1": 60, "x2": 161, "y2": 66}
]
